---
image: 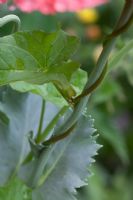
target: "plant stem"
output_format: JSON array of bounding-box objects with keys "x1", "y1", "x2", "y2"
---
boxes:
[
  {"x1": 74, "y1": 0, "x2": 133, "y2": 102},
  {"x1": 43, "y1": 124, "x2": 76, "y2": 145},
  {"x1": 22, "y1": 105, "x2": 68, "y2": 164},
  {"x1": 112, "y1": 0, "x2": 133, "y2": 33},
  {"x1": 43, "y1": 96, "x2": 89, "y2": 145},
  {"x1": 74, "y1": 64, "x2": 108, "y2": 102},
  {"x1": 35, "y1": 99, "x2": 46, "y2": 143},
  {"x1": 38, "y1": 106, "x2": 68, "y2": 143},
  {"x1": 41, "y1": 39, "x2": 116, "y2": 146},
  {"x1": 44, "y1": 36, "x2": 117, "y2": 147},
  {"x1": 41, "y1": 0, "x2": 133, "y2": 145},
  {"x1": 43, "y1": 37, "x2": 116, "y2": 145}
]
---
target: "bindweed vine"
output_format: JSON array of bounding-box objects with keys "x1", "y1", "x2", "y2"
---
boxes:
[
  {"x1": 0, "y1": 0, "x2": 133, "y2": 199},
  {"x1": 19, "y1": 0, "x2": 133, "y2": 188},
  {"x1": 41, "y1": 0, "x2": 133, "y2": 145}
]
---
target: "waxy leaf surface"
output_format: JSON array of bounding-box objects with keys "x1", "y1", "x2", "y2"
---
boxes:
[{"x1": 0, "y1": 87, "x2": 58, "y2": 186}]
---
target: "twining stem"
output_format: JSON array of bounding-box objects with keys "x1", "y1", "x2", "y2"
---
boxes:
[
  {"x1": 43, "y1": 37, "x2": 116, "y2": 145},
  {"x1": 0, "y1": 14, "x2": 21, "y2": 33},
  {"x1": 113, "y1": 0, "x2": 133, "y2": 32},
  {"x1": 42, "y1": 96, "x2": 89, "y2": 145},
  {"x1": 43, "y1": 36, "x2": 118, "y2": 145},
  {"x1": 74, "y1": 0, "x2": 133, "y2": 102},
  {"x1": 25, "y1": 0, "x2": 133, "y2": 150},
  {"x1": 41, "y1": 0, "x2": 133, "y2": 145},
  {"x1": 43, "y1": 124, "x2": 76, "y2": 145},
  {"x1": 35, "y1": 100, "x2": 46, "y2": 143},
  {"x1": 74, "y1": 64, "x2": 108, "y2": 102},
  {"x1": 38, "y1": 106, "x2": 68, "y2": 143},
  {"x1": 40, "y1": 40, "x2": 115, "y2": 145},
  {"x1": 108, "y1": 14, "x2": 133, "y2": 39}
]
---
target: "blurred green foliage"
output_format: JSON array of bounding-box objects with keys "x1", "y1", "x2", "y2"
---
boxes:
[{"x1": 0, "y1": 0, "x2": 133, "y2": 199}]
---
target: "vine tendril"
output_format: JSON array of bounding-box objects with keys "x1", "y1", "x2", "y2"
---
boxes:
[{"x1": 0, "y1": 14, "x2": 21, "y2": 33}]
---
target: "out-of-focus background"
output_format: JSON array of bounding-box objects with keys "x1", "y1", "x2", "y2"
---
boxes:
[{"x1": 0, "y1": 0, "x2": 133, "y2": 199}]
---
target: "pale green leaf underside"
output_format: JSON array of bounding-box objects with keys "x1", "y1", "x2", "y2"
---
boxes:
[{"x1": 10, "y1": 69, "x2": 87, "y2": 107}]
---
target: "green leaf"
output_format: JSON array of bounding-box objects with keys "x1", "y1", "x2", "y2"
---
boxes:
[
  {"x1": 120, "y1": 49, "x2": 133, "y2": 86},
  {"x1": 0, "y1": 87, "x2": 49, "y2": 186},
  {"x1": 78, "y1": 166, "x2": 107, "y2": 200},
  {"x1": 0, "y1": 177, "x2": 32, "y2": 200},
  {"x1": 91, "y1": 109, "x2": 129, "y2": 164},
  {"x1": 0, "y1": 30, "x2": 80, "y2": 100},
  {"x1": 92, "y1": 78, "x2": 122, "y2": 105},
  {"x1": 19, "y1": 115, "x2": 100, "y2": 200},
  {"x1": 0, "y1": 87, "x2": 28, "y2": 186},
  {"x1": 78, "y1": 167, "x2": 133, "y2": 200},
  {"x1": 108, "y1": 39, "x2": 133, "y2": 86},
  {"x1": 11, "y1": 82, "x2": 67, "y2": 107},
  {"x1": 10, "y1": 69, "x2": 87, "y2": 107},
  {"x1": 108, "y1": 39, "x2": 133, "y2": 72}
]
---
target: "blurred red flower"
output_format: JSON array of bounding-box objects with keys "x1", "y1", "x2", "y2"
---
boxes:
[
  {"x1": 0, "y1": 0, "x2": 7, "y2": 3},
  {"x1": 13, "y1": 0, "x2": 108, "y2": 14}
]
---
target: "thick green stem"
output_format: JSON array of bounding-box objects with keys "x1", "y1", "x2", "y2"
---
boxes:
[{"x1": 0, "y1": 14, "x2": 21, "y2": 33}]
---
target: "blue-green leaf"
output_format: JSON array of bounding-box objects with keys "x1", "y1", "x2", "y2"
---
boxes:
[{"x1": 19, "y1": 115, "x2": 100, "y2": 200}]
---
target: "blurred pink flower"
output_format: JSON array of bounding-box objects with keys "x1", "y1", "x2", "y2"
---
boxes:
[
  {"x1": 0, "y1": 0, "x2": 7, "y2": 3},
  {"x1": 55, "y1": 0, "x2": 108, "y2": 12},
  {"x1": 13, "y1": 0, "x2": 108, "y2": 14}
]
